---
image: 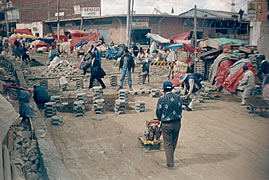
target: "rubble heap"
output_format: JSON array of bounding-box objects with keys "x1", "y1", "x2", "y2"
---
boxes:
[
  {"x1": 40, "y1": 79, "x2": 48, "y2": 89},
  {"x1": 43, "y1": 60, "x2": 79, "y2": 77}
]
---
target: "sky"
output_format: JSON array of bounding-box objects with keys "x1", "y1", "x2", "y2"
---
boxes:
[{"x1": 101, "y1": 0, "x2": 248, "y2": 15}]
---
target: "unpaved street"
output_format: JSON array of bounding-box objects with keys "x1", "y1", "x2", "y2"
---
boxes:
[{"x1": 44, "y1": 94, "x2": 269, "y2": 180}]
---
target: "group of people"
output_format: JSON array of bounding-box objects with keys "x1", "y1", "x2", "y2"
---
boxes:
[{"x1": 12, "y1": 39, "x2": 31, "y2": 64}]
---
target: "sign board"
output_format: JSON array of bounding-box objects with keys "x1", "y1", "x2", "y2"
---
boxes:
[
  {"x1": 132, "y1": 17, "x2": 149, "y2": 28},
  {"x1": 81, "y1": 7, "x2": 100, "y2": 17},
  {"x1": 247, "y1": 1, "x2": 257, "y2": 21},
  {"x1": 55, "y1": 12, "x2": 65, "y2": 17},
  {"x1": 74, "y1": 5, "x2": 81, "y2": 15}
]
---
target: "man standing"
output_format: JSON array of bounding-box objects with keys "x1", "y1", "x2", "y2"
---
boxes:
[
  {"x1": 239, "y1": 65, "x2": 255, "y2": 105},
  {"x1": 156, "y1": 81, "x2": 182, "y2": 168},
  {"x1": 257, "y1": 55, "x2": 269, "y2": 90},
  {"x1": 119, "y1": 49, "x2": 135, "y2": 90}
]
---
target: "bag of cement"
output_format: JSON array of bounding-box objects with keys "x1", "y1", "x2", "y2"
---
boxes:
[{"x1": 59, "y1": 76, "x2": 68, "y2": 87}]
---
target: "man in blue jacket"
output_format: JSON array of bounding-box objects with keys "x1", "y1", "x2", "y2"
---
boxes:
[
  {"x1": 156, "y1": 81, "x2": 182, "y2": 168},
  {"x1": 33, "y1": 85, "x2": 51, "y2": 108},
  {"x1": 257, "y1": 55, "x2": 269, "y2": 90},
  {"x1": 118, "y1": 49, "x2": 135, "y2": 90}
]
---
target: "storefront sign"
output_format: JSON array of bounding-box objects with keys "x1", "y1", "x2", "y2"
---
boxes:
[
  {"x1": 132, "y1": 18, "x2": 149, "y2": 28},
  {"x1": 81, "y1": 7, "x2": 101, "y2": 17},
  {"x1": 247, "y1": 1, "x2": 257, "y2": 21}
]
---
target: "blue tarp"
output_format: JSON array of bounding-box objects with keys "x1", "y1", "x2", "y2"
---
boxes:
[
  {"x1": 74, "y1": 40, "x2": 89, "y2": 49},
  {"x1": 36, "y1": 38, "x2": 55, "y2": 44},
  {"x1": 106, "y1": 49, "x2": 123, "y2": 60}
]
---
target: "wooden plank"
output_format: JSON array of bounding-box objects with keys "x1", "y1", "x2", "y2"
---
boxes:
[
  {"x1": 7, "y1": 129, "x2": 14, "y2": 152},
  {"x1": 239, "y1": 46, "x2": 253, "y2": 54},
  {"x1": 3, "y1": 145, "x2": 12, "y2": 180}
]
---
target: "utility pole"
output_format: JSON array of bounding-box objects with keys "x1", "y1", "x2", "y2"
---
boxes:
[
  {"x1": 48, "y1": 0, "x2": 50, "y2": 20},
  {"x1": 4, "y1": 3, "x2": 9, "y2": 36},
  {"x1": 194, "y1": 5, "x2": 198, "y2": 73},
  {"x1": 80, "y1": 0, "x2": 84, "y2": 30},
  {"x1": 129, "y1": 0, "x2": 134, "y2": 46},
  {"x1": 126, "y1": 0, "x2": 131, "y2": 47},
  {"x1": 57, "y1": 0, "x2": 60, "y2": 40}
]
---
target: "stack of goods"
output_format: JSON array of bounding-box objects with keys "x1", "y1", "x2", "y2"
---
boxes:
[
  {"x1": 76, "y1": 93, "x2": 88, "y2": 105},
  {"x1": 135, "y1": 101, "x2": 145, "y2": 112},
  {"x1": 114, "y1": 99, "x2": 126, "y2": 114},
  {"x1": 51, "y1": 115, "x2": 64, "y2": 126},
  {"x1": 118, "y1": 89, "x2": 128, "y2": 104},
  {"x1": 73, "y1": 100, "x2": 85, "y2": 117},
  {"x1": 196, "y1": 61, "x2": 205, "y2": 75},
  {"x1": 76, "y1": 77, "x2": 84, "y2": 89},
  {"x1": 93, "y1": 99, "x2": 105, "y2": 114},
  {"x1": 40, "y1": 79, "x2": 48, "y2": 89},
  {"x1": 50, "y1": 96, "x2": 61, "y2": 108},
  {"x1": 150, "y1": 89, "x2": 160, "y2": 98},
  {"x1": 44, "y1": 102, "x2": 56, "y2": 117},
  {"x1": 110, "y1": 75, "x2": 117, "y2": 86},
  {"x1": 93, "y1": 79, "x2": 100, "y2": 87},
  {"x1": 92, "y1": 87, "x2": 103, "y2": 101},
  {"x1": 138, "y1": 73, "x2": 145, "y2": 84}
]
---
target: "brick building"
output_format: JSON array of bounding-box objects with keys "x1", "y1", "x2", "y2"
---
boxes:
[{"x1": 0, "y1": 0, "x2": 100, "y2": 36}]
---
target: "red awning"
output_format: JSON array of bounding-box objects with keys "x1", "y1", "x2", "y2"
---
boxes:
[
  {"x1": 51, "y1": 34, "x2": 68, "y2": 42},
  {"x1": 14, "y1": 28, "x2": 33, "y2": 36},
  {"x1": 67, "y1": 30, "x2": 90, "y2": 38},
  {"x1": 170, "y1": 31, "x2": 190, "y2": 43}
]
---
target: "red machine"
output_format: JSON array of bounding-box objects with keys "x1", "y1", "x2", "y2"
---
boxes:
[{"x1": 139, "y1": 119, "x2": 162, "y2": 147}]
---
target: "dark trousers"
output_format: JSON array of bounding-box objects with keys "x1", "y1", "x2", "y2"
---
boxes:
[
  {"x1": 89, "y1": 73, "x2": 106, "y2": 89},
  {"x1": 162, "y1": 120, "x2": 181, "y2": 167}
]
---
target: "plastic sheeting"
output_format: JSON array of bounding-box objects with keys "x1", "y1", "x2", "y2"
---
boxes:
[
  {"x1": 172, "y1": 72, "x2": 187, "y2": 87},
  {"x1": 14, "y1": 28, "x2": 33, "y2": 36},
  {"x1": 215, "y1": 60, "x2": 234, "y2": 88},
  {"x1": 213, "y1": 38, "x2": 245, "y2": 46},
  {"x1": 51, "y1": 34, "x2": 68, "y2": 42},
  {"x1": 0, "y1": 95, "x2": 19, "y2": 142},
  {"x1": 145, "y1": 33, "x2": 170, "y2": 44},
  {"x1": 67, "y1": 30, "x2": 90, "y2": 37},
  {"x1": 70, "y1": 33, "x2": 99, "y2": 50},
  {"x1": 223, "y1": 62, "x2": 257, "y2": 93},
  {"x1": 209, "y1": 54, "x2": 229, "y2": 84}
]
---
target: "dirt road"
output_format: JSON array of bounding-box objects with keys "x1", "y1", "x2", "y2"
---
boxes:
[{"x1": 44, "y1": 94, "x2": 269, "y2": 180}]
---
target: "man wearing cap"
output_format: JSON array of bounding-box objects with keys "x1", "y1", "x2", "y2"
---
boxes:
[
  {"x1": 257, "y1": 55, "x2": 269, "y2": 90},
  {"x1": 119, "y1": 49, "x2": 135, "y2": 90},
  {"x1": 239, "y1": 65, "x2": 255, "y2": 105},
  {"x1": 156, "y1": 81, "x2": 182, "y2": 168},
  {"x1": 179, "y1": 73, "x2": 203, "y2": 111}
]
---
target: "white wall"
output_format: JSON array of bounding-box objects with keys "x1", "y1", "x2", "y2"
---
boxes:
[
  {"x1": 16, "y1": 22, "x2": 44, "y2": 37},
  {"x1": 249, "y1": 21, "x2": 261, "y2": 46}
]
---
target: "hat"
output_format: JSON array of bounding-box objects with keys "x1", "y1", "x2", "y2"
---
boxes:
[
  {"x1": 163, "y1": 81, "x2": 173, "y2": 90},
  {"x1": 260, "y1": 55, "x2": 265, "y2": 60},
  {"x1": 243, "y1": 65, "x2": 248, "y2": 71},
  {"x1": 124, "y1": 48, "x2": 129, "y2": 53},
  {"x1": 178, "y1": 73, "x2": 188, "y2": 84}
]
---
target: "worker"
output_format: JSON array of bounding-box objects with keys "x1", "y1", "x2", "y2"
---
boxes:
[
  {"x1": 88, "y1": 53, "x2": 106, "y2": 89},
  {"x1": 142, "y1": 58, "x2": 150, "y2": 83},
  {"x1": 156, "y1": 81, "x2": 182, "y2": 168},
  {"x1": 179, "y1": 73, "x2": 203, "y2": 111},
  {"x1": 257, "y1": 55, "x2": 269, "y2": 90},
  {"x1": 33, "y1": 85, "x2": 51, "y2": 108},
  {"x1": 118, "y1": 49, "x2": 135, "y2": 90},
  {"x1": 238, "y1": 66, "x2": 255, "y2": 105}
]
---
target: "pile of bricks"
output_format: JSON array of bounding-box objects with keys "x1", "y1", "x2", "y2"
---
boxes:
[
  {"x1": 44, "y1": 102, "x2": 56, "y2": 117},
  {"x1": 150, "y1": 89, "x2": 160, "y2": 98},
  {"x1": 118, "y1": 89, "x2": 128, "y2": 104},
  {"x1": 110, "y1": 75, "x2": 117, "y2": 86},
  {"x1": 76, "y1": 93, "x2": 88, "y2": 105},
  {"x1": 93, "y1": 99, "x2": 105, "y2": 114},
  {"x1": 51, "y1": 115, "x2": 64, "y2": 126},
  {"x1": 76, "y1": 77, "x2": 84, "y2": 89},
  {"x1": 135, "y1": 101, "x2": 145, "y2": 112},
  {"x1": 73, "y1": 100, "x2": 85, "y2": 117},
  {"x1": 114, "y1": 99, "x2": 126, "y2": 114},
  {"x1": 92, "y1": 87, "x2": 103, "y2": 101},
  {"x1": 50, "y1": 96, "x2": 61, "y2": 108}
]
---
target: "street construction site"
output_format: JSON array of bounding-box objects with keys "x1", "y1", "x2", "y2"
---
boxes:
[{"x1": 1, "y1": 43, "x2": 269, "y2": 180}]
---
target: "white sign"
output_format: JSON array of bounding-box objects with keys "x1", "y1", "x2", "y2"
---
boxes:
[
  {"x1": 132, "y1": 18, "x2": 149, "y2": 28},
  {"x1": 81, "y1": 7, "x2": 100, "y2": 17},
  {"x1": 247, "y1": 1, "x2": 257, "y2": 21},
  {"x1": 74, "y1": 5, "x2": 81, "y2": 15},
  {"x1": 55, "y1": 12, "x2": 65, "y2": 17}
]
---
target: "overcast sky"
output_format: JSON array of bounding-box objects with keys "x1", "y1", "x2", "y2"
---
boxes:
[{"x1": 101, "y1": 0, "x2": 248, "y2": 15}]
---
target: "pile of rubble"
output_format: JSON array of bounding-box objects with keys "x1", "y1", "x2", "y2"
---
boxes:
[{"x1": 10, "y1": 122, "x2": 42, "y2": 179}]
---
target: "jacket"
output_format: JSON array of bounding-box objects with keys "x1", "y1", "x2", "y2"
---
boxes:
[
  {"x1": 119, "y1": 54, "x2": 135, "y2": 71},
  {"x1": 156, "y1": 92, "x2": 182, "y2": 122}
]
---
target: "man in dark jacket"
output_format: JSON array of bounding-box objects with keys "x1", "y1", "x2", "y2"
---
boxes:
[
  {"x1": 156, "y1": 81, "x2": 182, "y2": 168},
  {"x1": 119, "y1": 49, "x2": 135, "y2": 90},
  {"x1": 89, "y1": 55, "x2": 106, "y2": 89},
  {"x1": 257, "y1": 55, "x2": 269, "y2": 90}
]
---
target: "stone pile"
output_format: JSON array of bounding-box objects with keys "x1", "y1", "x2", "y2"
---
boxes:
[
  {"x1": 135, "y1": 101, "x2": 145, "y2": 112},
  {"x1": 40, "y1": 79, "x2": 48, "y2": 89},
  {"x1": 43, "y1": 60, "x2": 79, "y2": 77},
  {"x1": 110, "y1": 75, "x2": 117, "y2": 86},
  {"x1": 76, "y1": 77, "x2": 84, "y2": 89},
  {"x1": 93, "y1": 99, "x2": 105, "y2": 114},
  {"x1": 150, "y1": 89, "x2": 160, "y2": 98},
  {"x1": 76, "y1": 93, "x2": 88, "y2": 105},
  {"x1": 44, "y1": 102, "x2": 56, "y2": 117},
  {"x1": 118, "y1": 89, "x2": 128, "y2": 104},
  {"x1": 11, "y1": 123, "x2": 42, "y2": 179},
  {"x1": 50, "y1": 96, "x2": 61, "y2": 108},
  {"x1": 114, "y1": 99, "x2": 126, "y2": 114},
  {"x1": 73, "y1": 100, "x2": 85, "y2": 117},
  {"x1": 51, "y1": 115, "x2": 64, "y2": 126},
  {"x1": 92, "y1": 87, "x2": 103, "y2": 101}
]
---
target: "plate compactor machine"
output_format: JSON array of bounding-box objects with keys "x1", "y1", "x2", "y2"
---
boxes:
[{"x1": 139, "y1": 119, "x2": 162, "y2": 149}]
